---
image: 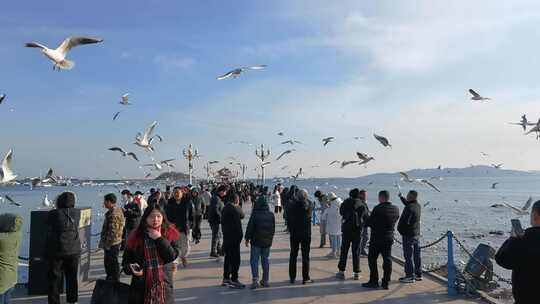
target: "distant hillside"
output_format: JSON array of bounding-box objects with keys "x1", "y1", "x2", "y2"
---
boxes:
[
  {"x1": 154, "y1": 171, "x2": 190, "y2": 181},
  {"x1": 362, "y1": 165, "x2": 540, "y2": 180}
]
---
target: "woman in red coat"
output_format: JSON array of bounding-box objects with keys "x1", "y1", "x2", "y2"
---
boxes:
[{"x1": 122, "y1": 205, "x2": 180, "y2": 304}]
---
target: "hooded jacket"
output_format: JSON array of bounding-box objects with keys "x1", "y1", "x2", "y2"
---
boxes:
[
  {"x1": 0, "y1": 213, "x2": 22, "y2": 294},
  {"x1": 495, "y1": 227, "x2": 540, "y2": 304},
  {"x1": 340, "y1": 197, "x2": 369, "y2": 237},
  {"x1": 46, "y1": 207, "x2": 81, "y2": 257},
  {"x1": 322, "y1": 198, "x2": 342, "y2": 236},
  {"x1": 245, "y1": 196, "x2": 275, "y2": 248}
]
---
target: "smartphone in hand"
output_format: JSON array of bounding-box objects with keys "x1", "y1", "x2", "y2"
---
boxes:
[
  {"x1": 130, "y1": 263, "x2": 141, "y2": 272},
  {"x1": 511, "y1": 219, "x2": 525, "y2": 237}
]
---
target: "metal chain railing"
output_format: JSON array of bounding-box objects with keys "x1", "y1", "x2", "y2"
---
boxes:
[
  {"x1": 452, "y1": 234, "x2": 512, "y2": 285},
  {"x1": 19, "y1": 231, "x2": 103, "y2": 262},
  {"x1": 393, "y1": 232, "x2": 447, "y2": 249}
]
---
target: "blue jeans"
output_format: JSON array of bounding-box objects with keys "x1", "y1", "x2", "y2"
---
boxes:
[
  {"x1": 329, "y1": 234, "x2": 341, "y2": 254},
  {"x1": 402, "y1": 235, "x2": 422, "y2": 277},
  {"x1": 250, "y1": 246, "x2": 270, "y2": 282},
  {"x1": 0, "y1": 287, "x2": 13, "y2": 304}
]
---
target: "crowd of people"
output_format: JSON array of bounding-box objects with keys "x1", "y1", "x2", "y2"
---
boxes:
[{"x1": 0, "y1": 181, "x2": 539, "y2": 303}]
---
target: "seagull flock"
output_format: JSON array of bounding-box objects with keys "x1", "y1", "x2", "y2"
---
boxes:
[{"x1": 0, "y1": 34, "x2": 536, "y2": 215}]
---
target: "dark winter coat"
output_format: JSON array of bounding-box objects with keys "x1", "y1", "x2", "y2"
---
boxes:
[
  {"x1": 221, "y1": 202, "x2": 245, "y2": 245},
  {"x1": 123, "y1": 201, "x2": 142, "y2": 231},
  {"x1": 165, "y1": 198, "x2": 193, "y2": 233},
  {"x1": 46, "y1": 207, "x2": 81, "y2": 257},
  {"x1": 245, "y1": 197, "x2": 275, "y2": 248},
  {"x1": 495, "y1": 227, "x2": 540, "y2": 304},
  {"x1": 340, "y1": 198, "x2": 369, "y2": 238},
  {"x1": 287, "y1": 197, "x2": 313, "y2": 239},
  {"x1": 122, "y1": 226, "x2": 180, "y2": 304},
  {"x1": 397, "y1": 197, "x2": 421, "y2": 237},
  {"x1": 366, "y1": 202, "x2": 400, "y2": 244},
  {"x1": 207, "y1": 194, "x2": 225, "y2": 225}
]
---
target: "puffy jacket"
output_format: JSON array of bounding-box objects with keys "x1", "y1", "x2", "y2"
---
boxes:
[
  {"x1": 0, "y1": 213, "x2": 22, "y2": 294},
  {"x1": 397, "y1": 197, "x2": 421, "y2": 237},
  {"x1": 322, "y1": 200, "x2": 342, "y2": 235},
  {"x1": 340, "y1": 198, "x2": 369, "y2": 237},
  {"x1": 287, "y1": 197, "x2": 313, "y2": 239},
  {"x1": 46, "y1": 208, "x2": 81, "y2": 257},
  {"x1": 221, "y1": 202, "x2": 245, "y2": 244},
  {"x1": 208, "y1": 194, "x2": 225, "y2": 225},
  {"x1": 99, "y1": 206, "x2": 125, "y2": 250},
  {"x1": 495, "y1": 227, "x2": 540, "y2": 304},
  {"x1": 367, "y1": 202, "x2": 400, "y2": 243},
  {"x1": 245, "y1": 197, "x2": 275, "y2": 248}
]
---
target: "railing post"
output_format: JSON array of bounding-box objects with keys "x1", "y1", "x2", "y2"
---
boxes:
[{"x1": 447, "y1": 230, "x2": 457, "y2": 296}]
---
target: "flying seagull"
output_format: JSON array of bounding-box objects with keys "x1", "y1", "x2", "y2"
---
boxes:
[
  {"x1": 108, "y1": 147, "x2": 139, "y2": 161},
  {"x1": 113, "y1": 111, "x2": 121, "y2": 121},
  {"x1": 491, "y1": 182, "x2": 499, "y2": 189},
  {"x1": 480, "y1": 152, "x2": 490, "y2": 157},
  {"x1": 134, "y1": 121, "x2": 162, "y2": 152},
  {"x1": 276, "y1": 149, "x2": 295, "y2": 161},
  {"x1": 208, "y1": 160, "x2": 219, "y2": 164},
  {"x1": 0, "y1": 94, "x2": 6, "y2": 105},
  {"x1": 143, "y1": 162, "x2": 163, "y2": 171},
  {"x1": 217, "y1": 65, "x2": 266, "y2": 80},
  {"x1": 374, "y1": 134, "x2": 392, "y2": 148},
  {"x1": 524, "y1": 118, "x2": 540, "y2": 139},
  {"x1": 261, "y1": 161, "x2": 271, "y2": 168},
  {"x1": 120, "y1": 93, "x2": 131, "y2": 105},
  {"x1": 509, "y1": 114, "x2": 536, "y2": 131},
  {"x1": 468, "y1": 89, "x2": 490, "y2": 101},
  {"x1": 501, "y1": 197, "x2": 534, "y2": 216},
  {"x1": 322, "y1": 137, "x2": 335, "y2": 146},
  {"x1": 399, "y1": 172, "x2": 442, "y2": 192},
  {"x1": 329, "y1": 160, "x2": 340, "y2": 166},
  {"x1": 341, "y1": 160, "x2": 360, "y2": 168},
  {"x1": 25, "y1": 36, "x2": 103, "y2": 70},
  {"x1": 491, "y1": 163, "x2": 503, "y2": 169},
  {"x1": 277, "y1": 132, "x2": 284, "y2": 136},
  {"x1": 356, "y1": 152, "x2": 375, "y2": 165},
  {"x1": 281, "y1": 139, "x2": 302, "y2": 145},
  {"x1": 5, "y1": 195, "x2": 21, "y2": 207},
  {"x1": 292, "y1": 168, "x2": 303, "y2": 181},
  {"x1": 0, "y1": 149, "x2": 16, "y2": 183}
]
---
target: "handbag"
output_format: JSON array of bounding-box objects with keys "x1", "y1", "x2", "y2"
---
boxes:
[{"x1": 90, "y1": 279, "x2": 130, "y2": 304}]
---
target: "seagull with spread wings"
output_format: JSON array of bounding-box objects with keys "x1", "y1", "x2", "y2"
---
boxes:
[
  {"x1": 356, "y1": 152, "x2": 375, "y2": 165},
  {"x1": 329, "y1": 160, "x2": 340, "y2": 166},
  {"x1": 322, "y1": 137, "x2": 335, "y2": 146},
  {"x1": 501, "y1": 197, "x2": 534, "y2": 216},
  {"x1": 5, "y1": 195, "x2": 21, "y2": 207},
  {"x1": 25, "y1": 36, "x2": 103, "y2": 70},
  {"x1": 217, "y1": 65, "x2": 266, "y2": 80},
  {"x1": 0, "y1": 94, "x2": 6, "y2": 105},
  {"x1": 524, "y1": 118, "x2": 540, "y2": 139},
  {"x1": 0, "y1": 149, "x2": 16, "y2": 183},
  {"x1": 509, "y1": 114, "x2": 536, "y2": 131},
  {"x1": 341, "y1": 160, "x2": 360, "y2": 168},
  {"x1": 491, "y1": 163, "x2": 503, "y2": 169},
  {"x1": 399, "y1": 172, "x2": 442, "y2": 192},
  {"x1": 281, "y1": 139, "x2": 302, "y2": 145},
  {"x1": 468, "y1": 89, "x2": 490, "y2": 101},
  {"x1": 108, "y1": 147, "x2": 139, "y2": 161},
  {"x1": 276, "y1": 149, "x2": 295, "y2": 161},
  {"x1": 134, "y1": 121, "x2": 162, "y2": 152}
]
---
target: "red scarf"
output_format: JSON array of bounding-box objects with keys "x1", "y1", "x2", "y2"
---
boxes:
[{"x1": 127, "y1": 225, "x2": 180, "y2": 304}]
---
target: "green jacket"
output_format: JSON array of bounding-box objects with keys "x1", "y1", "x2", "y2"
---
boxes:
[{"x1": 0, "y1": 213, "x2": 22, "y2": 294}]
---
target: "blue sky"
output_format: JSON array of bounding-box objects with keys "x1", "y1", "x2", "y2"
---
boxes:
[{"x1": 2, "y1": 1, "x2": 540, "y2": 179}]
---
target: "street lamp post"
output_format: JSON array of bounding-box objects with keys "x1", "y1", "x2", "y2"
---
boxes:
[
  {"x1": 237, "y1": 163, "x2": 247, "y2": 181},
  {"x1": 255, "y1": 144, "x2": 270, "y2": 185},
  {"x1": 182, "y1": 144, "x2": 199, "y2": 185}
]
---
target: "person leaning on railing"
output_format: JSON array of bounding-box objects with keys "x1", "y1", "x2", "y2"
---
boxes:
[{"x1": 495, "y1": 200, "x2": 540, "y2": 304}]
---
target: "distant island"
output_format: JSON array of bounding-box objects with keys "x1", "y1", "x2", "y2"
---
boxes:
[
  {"x1": 154, "y1": 171, "x2": 191, "y2": 181},
  {"x1": 360, "y1": 165, "x2": 540, "y2": 180}
]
